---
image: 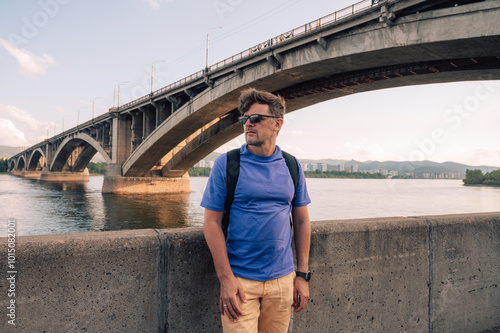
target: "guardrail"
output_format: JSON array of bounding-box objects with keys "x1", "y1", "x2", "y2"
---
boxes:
[{"x1": 120, "y1": 0, "x2": 381, "y2": 110}]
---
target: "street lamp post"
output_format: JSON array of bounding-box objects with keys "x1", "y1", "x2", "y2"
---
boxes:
[
  {"x1": 92, "y1": 97, "x2": 102, "y2": 121},
  {"x1": 77, "y1": 107, "x2": 87, "y2": 129},
  {"x1": 206, "y1": 27, "x2": 222, "y2": 71},
  {"x1": 151, "y1": 60, "x2": 165, "y2": 94},
  {"x1": 116, "y1": 81, "x2": 129, "y2": 109}
]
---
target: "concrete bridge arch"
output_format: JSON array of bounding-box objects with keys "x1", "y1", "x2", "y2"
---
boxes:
[
  {"x1": 27, "y1": 148, "x2": 46, "y2": 171},
  {"x1": 122, "y1": 1, "x2": 500, "y2": 178},
  {"x1": 15, "y1": 156, "x2": 26, "y2": 171},
  {"x1": 50, "y1": 133, "x2": 112, "y2": 172}
]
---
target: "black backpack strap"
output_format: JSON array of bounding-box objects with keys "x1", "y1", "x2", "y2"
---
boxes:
[
  {"x1": 222, "y1": 148, "x2": 240, "y2": 238},
  {"x1": 282, "y1": 151, "x2": 299, "y2": 206}
]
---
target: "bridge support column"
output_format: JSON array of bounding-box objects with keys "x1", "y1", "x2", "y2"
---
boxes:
[
  {"x1": 21, "y1": 170, "x2": 42, "y2": 179},
  {"x1": 11, "y1": 170, "x2": 22, "y2": 176},
  {"x1": 101, "y1": 173, "x2": 191, "y2": 194},
  {"x1": 40, "y1": 168, "x2": 90, "y2": 182}
]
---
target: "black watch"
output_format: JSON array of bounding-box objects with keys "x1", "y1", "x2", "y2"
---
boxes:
[{"x1": 296, "y1": 271, "x2": 311, "y2": 282}]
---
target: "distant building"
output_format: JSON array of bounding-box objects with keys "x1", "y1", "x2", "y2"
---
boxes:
[{"x1": 351, "y1": 164, "x2": 358, "y2": 172}]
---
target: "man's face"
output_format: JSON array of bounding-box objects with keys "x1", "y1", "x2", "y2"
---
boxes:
[{"x1": 243, "y1": 103, "x2": 282, "y2": 147}]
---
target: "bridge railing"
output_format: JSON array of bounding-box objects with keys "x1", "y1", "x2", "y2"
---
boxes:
[
  {"x1": 208, "y1": 0, "x2": 377, "y2": 72},
  {"x1": 119, "y1": 0, "x2": 381, "y2": 110}
]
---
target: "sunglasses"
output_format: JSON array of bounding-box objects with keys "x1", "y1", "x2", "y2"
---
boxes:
[{"x1": 237, "y1": 114, "x2": 280, "y2": 125}]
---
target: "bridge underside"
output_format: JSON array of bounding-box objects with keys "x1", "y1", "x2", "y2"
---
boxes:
[{"x1": 161, "y1": 56, "x2": 500, "y2": 179}]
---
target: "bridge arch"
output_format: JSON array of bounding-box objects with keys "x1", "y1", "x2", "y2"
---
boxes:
[
  {"x1": 50, "y1": 133, "x2": 112, "y2": 172},
  {"x1": 27, "y1": 148, "x2": 46, "y2": 171},
  {"x1": 122, "y1": 1, "x2": 500, "y2": 177},
  {"x1": 15, "y1": 156, "x2": 27, "y2": 171}
]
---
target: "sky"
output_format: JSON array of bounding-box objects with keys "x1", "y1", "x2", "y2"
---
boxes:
[{"x1": 0, "y1": 0, "x2": 499, "y2": 167}]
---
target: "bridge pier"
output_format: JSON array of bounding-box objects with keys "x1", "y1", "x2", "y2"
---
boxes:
[
  {"x1": 101, "y1": 174, "x2": 191, "y2": 194},
  {"x1": 21, "y1": 170, "x2": 42, "y2": 179},
  {"x1": 11, "y1": 170, "x2": 22, "y2": 176},
  {"x1": 40, "y1": 168, "x2": 90, "y2": 182}
]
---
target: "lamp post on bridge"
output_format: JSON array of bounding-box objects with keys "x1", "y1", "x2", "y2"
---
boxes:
[
  {"x1": 206, "y1": 27, "x2": 222, "y2": 72},
  {"x1": 92, "y1": 97, "x2": 102, "y2": 122},
  {"x1": 62, "y1": 116, "x2": 70, "y2": 134},
  {"x1": 77, "y1": 107, "x2": 88, "y2": 130},
  {"x1": 116, "y1": 81, "x2": 129, "y2": 110},
  {"x1": 151, "y1": 60, "x2": 165, "y2": 94}
]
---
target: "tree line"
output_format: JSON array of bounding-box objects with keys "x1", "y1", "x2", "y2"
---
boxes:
[
  {"x1": 463, "y1": 169, "x2": 500, "y2": 186},
  {"x1": 303, "y1": 169, "x2": 387, "y2": 179},
  {"x1": 0, "y1": 158, "x2": 8, "y2": 173},
  {"x1": 188, "y1": 167, "x2": 387, "y2": 179}
]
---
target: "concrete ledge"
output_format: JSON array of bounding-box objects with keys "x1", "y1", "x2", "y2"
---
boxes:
[
  {"x1": 0, "y1": 229, "x2": 161, "y2": 332},
  {"x1": 0, "y1": 213, "x2": 498, "y2": 332},
  {"x1": 102, "y1": 175, "x2": 191, "y2": 194},
  {"x1": 425, "y1": 213, "x2": 500, "y2": 333}
]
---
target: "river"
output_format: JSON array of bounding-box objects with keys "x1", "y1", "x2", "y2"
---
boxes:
[{"x1": 1, "y1": 175, "x2": 499, "y2": 237}]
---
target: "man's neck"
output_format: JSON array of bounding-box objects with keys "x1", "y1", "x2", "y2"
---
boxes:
[{"x1": 246, "y1": 143, "x2": 276, "y2": 157}]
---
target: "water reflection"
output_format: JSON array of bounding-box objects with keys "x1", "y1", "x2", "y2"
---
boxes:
[
  {"x1": 101, "y1": 193, "x2": 192, "y2": 231},
  {"x1": 0, "y1": 175, "x2": 201, "y2": 237}
]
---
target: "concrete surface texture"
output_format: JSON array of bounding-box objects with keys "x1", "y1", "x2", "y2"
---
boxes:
[{"x1": 0, "y1": 212, "x2": 498, "y2": 332}]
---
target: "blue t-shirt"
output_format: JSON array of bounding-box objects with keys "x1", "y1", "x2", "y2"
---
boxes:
[{"x1": 201, "y1": 144, "x2": 311, "y2": 281}]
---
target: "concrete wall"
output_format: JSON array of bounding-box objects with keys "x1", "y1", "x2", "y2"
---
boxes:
[{"x1": 1, "y1": 212, "x2": 498, "y2": 332}]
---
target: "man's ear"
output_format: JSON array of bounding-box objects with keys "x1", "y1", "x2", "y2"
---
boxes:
[{"x1": 274, "y1": 118, "x2": 284, "y2": 132}]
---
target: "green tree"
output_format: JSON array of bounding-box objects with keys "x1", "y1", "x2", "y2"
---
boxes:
[
  {"x1": 0, "y1": 158, "x2": 7, "y2": 173},
  {"x1": 87, "y1": 162, "x2": 108, "y2": 175},
  {"x1": 188, "y1": 167, "x2": 212, "y2": 177},
  {"x1": 463, "y1": 169, "x2": 484, "y2": 185},
  {"x1": 483, "y1": 169, "x2": 500, "y2": 186}
]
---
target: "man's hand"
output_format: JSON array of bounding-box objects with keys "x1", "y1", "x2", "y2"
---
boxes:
[
  {"x1": 293, "y1": 276, "x2": 309, "y2": 312},
  {"x1": 219, "y1": 275, "x2": 247, "y2": 321}
]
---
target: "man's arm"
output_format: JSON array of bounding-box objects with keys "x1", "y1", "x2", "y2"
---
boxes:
[
  {"x1": 203, "y1": 208, "x2": 246, "y2": 321},
  {"x1": 291, "y1": 205, "x2": 311, "y2": 312}
]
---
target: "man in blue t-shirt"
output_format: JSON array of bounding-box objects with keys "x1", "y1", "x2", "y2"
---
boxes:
[{"x1": 201, "y1": 88, "x2": 311, "y2": 332}]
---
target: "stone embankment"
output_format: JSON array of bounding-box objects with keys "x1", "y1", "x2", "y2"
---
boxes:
[{"x1": 0, "y1": 212, "x2": 498, "y2": 332}]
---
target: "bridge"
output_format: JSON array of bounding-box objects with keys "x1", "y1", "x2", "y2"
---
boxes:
[{"x1": 8, "y1": 0, "x2": 500, "y2": 193}]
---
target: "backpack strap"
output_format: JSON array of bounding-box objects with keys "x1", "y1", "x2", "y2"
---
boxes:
[
  {"x1": 282, "y1": 151, "x2": 299, "y2": 206},
  {"x1": 222, "y1": 148, "x2": 240, "y2": 238}
]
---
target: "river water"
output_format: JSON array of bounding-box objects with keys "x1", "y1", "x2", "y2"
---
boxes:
[{"x1": 1, "y1": 175, "x2": 499, "y2": 237}]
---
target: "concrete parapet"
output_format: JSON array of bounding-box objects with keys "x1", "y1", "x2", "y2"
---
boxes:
[
  {"x1": 0, "y1": 213, "x2": 498, "y2": 332},
  {"x1": 426, "y1": 213, "x2": 500, "y2": 333},
  {"x1": 102, "y1": 175, "x2": 191, "y2": 194},
  {"x1": 39, "y1": 168, "x2": 90, "y2": 182},
  {"x1": 0, "y1": 229, "x2": 161, "y2": 332}
]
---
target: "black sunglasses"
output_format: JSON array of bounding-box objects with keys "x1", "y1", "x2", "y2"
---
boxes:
[{"x1": 238, "y1": 114, "x2": 280, "y2": 125}]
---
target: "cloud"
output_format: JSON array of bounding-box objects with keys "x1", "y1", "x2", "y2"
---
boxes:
[
  {"x1": 0, "y1": 104, "x2": 57, "y2": 147},
  {"x1": 0, "y1": 38, "x2": 55, "y2": 77},
  {"x1": 0, "y1": 118, "x2": 28, "y2": 146},
  {"x1": 469, "y1": 148, "x2": 500, "y2": 166}
]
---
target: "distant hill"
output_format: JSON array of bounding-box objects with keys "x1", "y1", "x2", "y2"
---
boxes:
[
  {"x1": 2, "y1": 145, "x2": 498, "y2": 175},
  {"x1": 0, "y1": 146, "x2": 22, "y2": 158}
]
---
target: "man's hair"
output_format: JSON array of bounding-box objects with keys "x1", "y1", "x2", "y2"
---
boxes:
[{"x1": 238, "y1": 88, "x2": 286, "y2": 118}]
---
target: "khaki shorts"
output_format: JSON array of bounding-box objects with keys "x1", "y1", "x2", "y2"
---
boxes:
[{"x1": 222, "y1": 271, "x2": 295, "y2": 333}]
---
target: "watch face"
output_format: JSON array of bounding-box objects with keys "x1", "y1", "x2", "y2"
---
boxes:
[{"x1": 297, "y1": 271, "x2": 311, "y2": 281}]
